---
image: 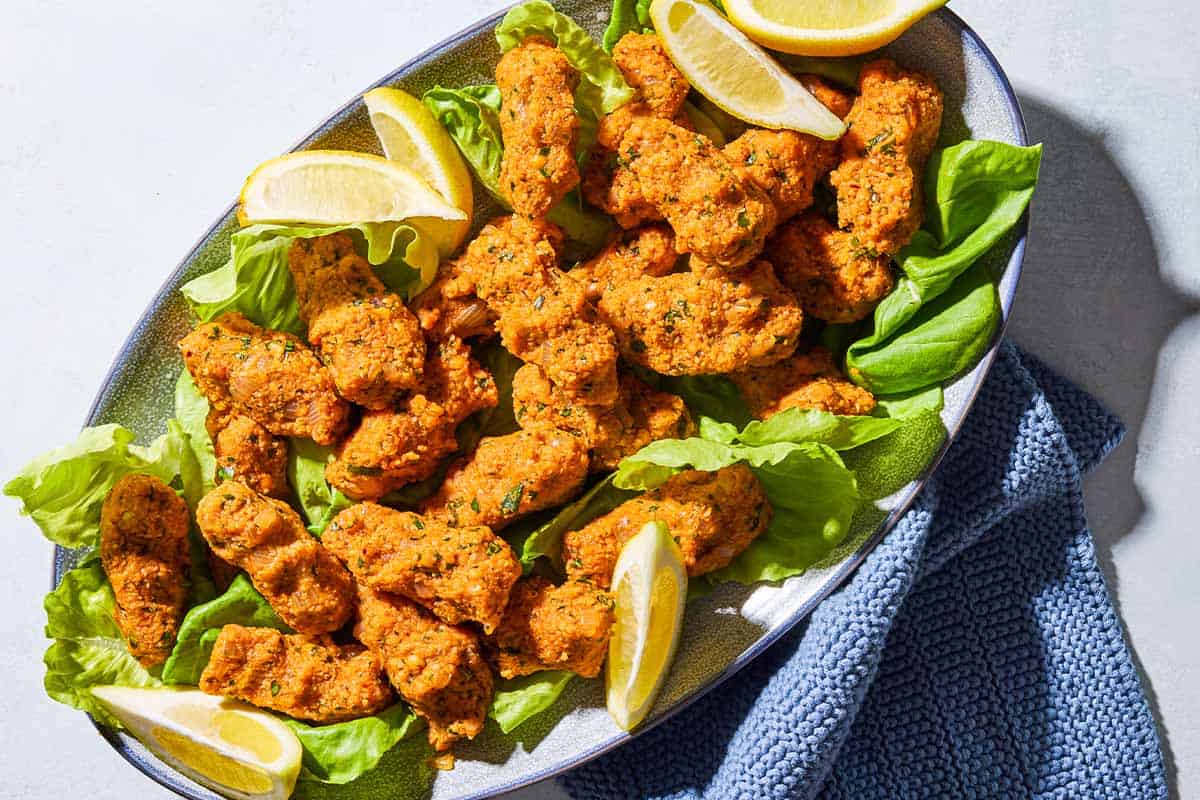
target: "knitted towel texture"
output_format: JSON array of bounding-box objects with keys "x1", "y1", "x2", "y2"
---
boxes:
[{"x1": 560, "y1": 342, "x2": 1168, "y2": 800}]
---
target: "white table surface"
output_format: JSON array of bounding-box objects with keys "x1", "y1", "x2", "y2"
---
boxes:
[{"x1": 1, "y1": 2, "x2": 1196, "y2": 798}]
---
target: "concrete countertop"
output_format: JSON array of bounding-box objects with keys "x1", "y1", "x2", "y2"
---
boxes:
[{"x1": 0, "y1": 1, "x2": 1194, "y2": 797}]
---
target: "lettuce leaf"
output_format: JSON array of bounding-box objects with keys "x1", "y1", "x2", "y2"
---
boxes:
[
  {"x1": 285, "y1": 704, "x2": 421, "y2": 785},
  {"x1": 657, "y1": 374, "x2": 754, "y2": 428},
  {"x1": 603, "y1": 0, "x2": 654, "y2": 52},
  {"x1": 651, "y1": 371, "x2": 929, "y2": 454},
  {"x1": 490, "y1": 671, "x2": 574, "y2": 734},
  {"x1": 291, "y1": 732, "x2": 434, "y2": 800},
  {"x1": 614, "y1": 436, "x2": 859, "y2": 586},
  {"x1": 174, "y1": 371, "x2": 216, "y2": 499},
  {"x1": 496, "y1": 0, "x2": 635, "y2": 116},
  {"x1": 846, "y1": 141, "x2": 1041, "y2": 393},
  {"x1": 161, "y1": 575, "x2": 290, "y2": 685},
  {"x1": 849, "y1": 260, "x2": 1001, "y2": 394},
  {"x1": 180, "y1": 222, "x2": 437, "y2": 337},
  {"x1": 422, "y1": 85, "x2": 611, "y2": 253},
  {"x1": 422, "y1": 85, "x2": 506, "y2": 201},
  {"x1": 43, "y1": 558, "x2": 162, "y2": 729},
  {"x1": 287, "y1": 439, "x2": 353, "y2": 537},
  {"x1": 735, "y1": 407, "x2": 902, "y2": 451},
  {"x1": 6, "y1": 423, "x2": 192, "y2": 549},
  {"x1": 776, "y1": 53, "x2": 865, "y2": 89}
]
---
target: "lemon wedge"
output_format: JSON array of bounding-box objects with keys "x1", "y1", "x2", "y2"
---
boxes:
[
  {"x1": 364, "y1": 87, "x2": 474, "y2": 257},
  {"x1": 723, "y1": 0, "x2": 946, "y2": 57},
  {"x1": 91, "y1": 686, "x2": 302, "y2": 800},
  {"x1": 605, "y1": 520, "x2": 688, "y2": 731},
  {"x1": 237, "y1": 150, "x2": 467, "y2": 227},
  {"x1": 648, "y1": 0, "x2": 845, "y2": 139}
]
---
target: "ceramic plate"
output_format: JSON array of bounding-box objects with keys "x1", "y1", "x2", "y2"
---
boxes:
[{"x1": 57, "y1": 3, "x2": 1028, "y2": 798}]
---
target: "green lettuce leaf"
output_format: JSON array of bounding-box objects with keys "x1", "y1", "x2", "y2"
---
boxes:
[
  {"x1": 849, "y1": 261, "x2": 1001, "y2": 394},
  {"x1": 496, "y1": 0, "x2": 635, "y2": 116},
  {"x1": 43, "y1": 558, "x2": 162, "y2": 729},
  {"x1": 285, "y1": 704, "x2": 421, "y2": 785},
  {"x1": 603, "y1": 0, "x2": 654, "y2": 52},
  {"x1": 180, "y1": 222, "x2": 437, "y2": 337},
  {"x1": 422, "y1": 85, "x2": 611, "y2": 253},
  {"x1": 613, "y1": 434, "x2": 859, "y2": 585},
  {"x1": 657, "y1": 374, "x2": 754, "y2": 428},
  {"x1": 776, "y1": 53, "x2": 865, "y2": 89},
  {"x1": 292, "y1": 731, "x2": 434, "y2": 800},
  {"x1": 162, "y1": 575, "x2": 290, "y2": 685},
  {"x1": 422, "y1": 85, "x2": 506, "y2": 201},
  {"x1": 846, "y1": 141, "x2": 1041, "y2": 393},
  {"x1": 650, "y1": 370, "x2": 925, "y2": 454},
  {"x1": 736, "y1": 407, "x2": 902, "y2": 451},
  {"x1": 288, "y1": 439, "x2": 353, "y2": 537},
  {"x1": 174, "y1": 371, "x2": 216, "y2": 499},
  {"x1": 6, "y1": 423, "x2": 191, "y2": 549},
  {"x1": 707, "y1": 443, "x2": 859, "y2": 584},
  {"x1": 490, "y1": 671, "x2": 574, "y2": 734}
]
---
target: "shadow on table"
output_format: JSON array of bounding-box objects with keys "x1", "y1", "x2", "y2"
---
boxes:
[{"x1": 1007, "y1": 93, "x2": 1199, "y2": 798}]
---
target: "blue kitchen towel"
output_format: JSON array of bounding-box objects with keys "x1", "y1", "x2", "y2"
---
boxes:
[{"x1": 560, "y1": 342, "x2": 1168, "y2": 800}]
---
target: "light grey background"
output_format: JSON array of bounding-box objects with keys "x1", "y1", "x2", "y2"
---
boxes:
[{"x1": 1, "y1": 1, "x2": 1195, "y2": 798}]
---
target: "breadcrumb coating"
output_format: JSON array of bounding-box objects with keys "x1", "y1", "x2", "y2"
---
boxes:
[
  {"x1": 326, "y1": 336, "x2": 497, "y2": 500},
  {"x1": 200, "y1": 625, "x2": 394, "y2": 724},
  {"x1": 731, "y1": 346, "x2": 877, "y2": 418},
  {"x1": 207, "y1": 409, "x2": 290, "y2": 499},
  {"x1": 597, "y1": 260, "x2": 803, "y2": 375},
  {"x1": 766, "y1": 212, "x2": 895, "y2": 323},
  {"x1": 584, "y1": 33, "x2": 691, "y2": 229},
  {"x1": 421, "y1": 428, "x2": 590, "y2": 530},
  {"x1": 489, "y1": 576, "x2": 614, "y2": 679},
  {"x1": 196, "y1": 481, "x2": 355, "y2": 634},
  {"x1": 179, "y1": 312, "x2": 350, "y2": 446},
  {"x1": 288, "y1": 232, "x2": 425, "y2": 409},
  {"x1": 829, "y1": 59, "x2": 943, "y2": 256},
  {"x1": 582, "y1": 146, "x2": 665, "y2": 229},
  {"x1": 412, "y1": 260, "x2": 497, "y2": 342},
  {"x1": 323, "y1": 502, "x2": 521, "y2": 634},
  {"x1": 569, "y1": 224, "x2": 679, "y2": 302},
  {"x1": 100, "y1": 473, "x2": 191, "y2": 667},
  {"x1": 497, "y1": 36, "x2": 580, "y2": 217},
  {"x1": 513, "y1": 366, "x2": 694, "y2": 473},
  {"x1": 617, "y1": 117, "x2": 777, "y2": 269},
  {"x1": 355, "y1": 584, "x2": 492, "y2": 751},
  {"x1": 562, "y1": 465, "x2": 771, "y2": 589},
  {"x1": 455, "y1": 216, "x2": 619, "y2": 405}
]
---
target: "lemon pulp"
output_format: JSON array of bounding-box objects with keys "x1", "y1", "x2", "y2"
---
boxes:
[
  {"x1": 627, "y1": 568, "x2": 682, "y2": 711},
  {"x1": 606, "y1": 521, "x2": 688, "y2": 730},
  {"x1": 746, "y1": 0, "x2": 896, "y2": 29},
  {"x1": 153, "y1": 726, "x2": 274, "y2": 794}
]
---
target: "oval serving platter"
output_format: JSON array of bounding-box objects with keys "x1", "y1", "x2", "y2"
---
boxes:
[{"x1": 60, "y1": 3, "x2": 1029, "y2": 798}]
